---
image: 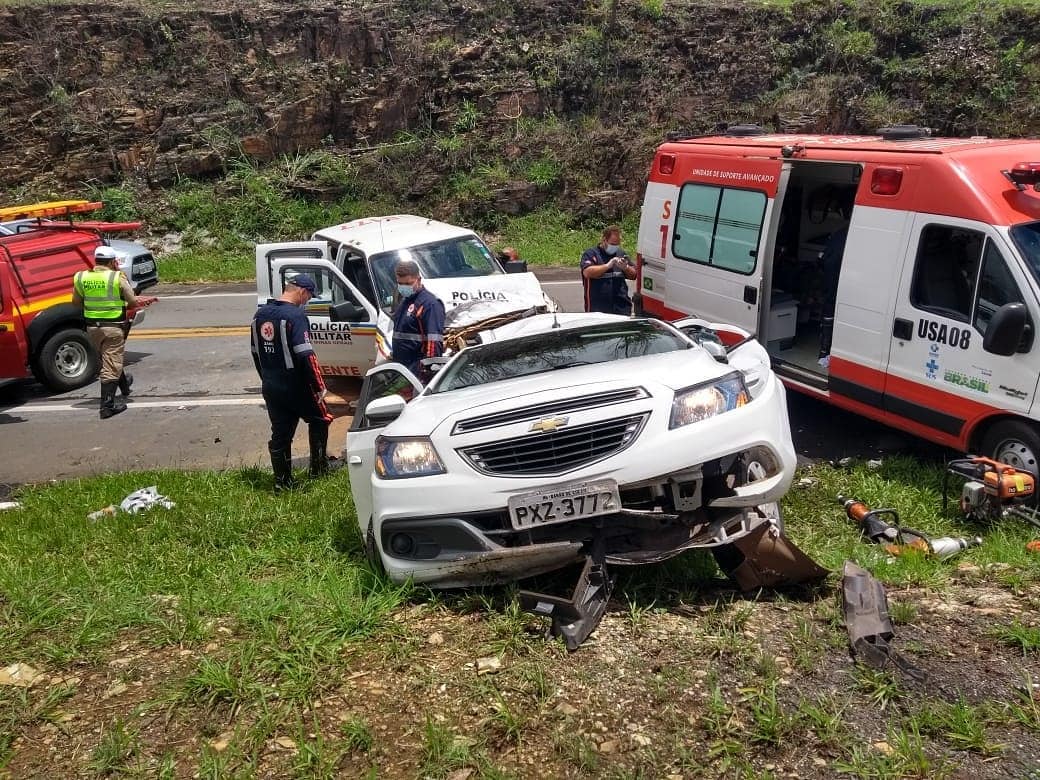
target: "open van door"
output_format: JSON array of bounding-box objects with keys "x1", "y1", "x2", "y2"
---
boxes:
[
  {"x1": 268, "y1": 256, "x2": 382, "y2": 378},
  {"x1": 345, "y1": 363, "x2": 425, "y2": 565},
  {"x1": 658, "y1": 158, "x2": 783, "y2": 337},
  {"x1": 256, "y1": 241, "x2": 330, "y2": 301}
]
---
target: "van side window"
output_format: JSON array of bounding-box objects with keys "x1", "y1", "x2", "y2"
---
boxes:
[
  {"x1": 673, "y1": 184, "x2": 765, "y2": 274},
  {"x1": 910, "y1": 225, "x2": 983, "y2": 322},
  {"x1": 973, "y1": 240, "x2": 1024, "y2": 335},
  {"x1": 279, "y1": 266, "x2": 360, "y2": 307}
]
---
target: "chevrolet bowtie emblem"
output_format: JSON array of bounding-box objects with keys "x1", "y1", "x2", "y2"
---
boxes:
[{"x1": 529, "y1": 416, "x2": 569, "y2": 433}]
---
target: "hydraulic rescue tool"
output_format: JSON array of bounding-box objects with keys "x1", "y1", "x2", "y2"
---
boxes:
[{"x1": 837, "y1": 495, "x2": 981, "y2": 559}]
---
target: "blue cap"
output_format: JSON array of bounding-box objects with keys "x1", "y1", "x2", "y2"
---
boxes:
[{"x1": 288, "y1": 274, "x2": 316, "y2": 294}]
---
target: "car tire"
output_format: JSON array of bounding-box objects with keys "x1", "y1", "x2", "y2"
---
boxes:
[
  {"x1": 743, "y1": 458, "x2": 784, "y2": 534},
  {"x1": 33, "y1": 328, "x2": 98, "y2": 392},
  {"x1": 981, "y1": 420, "x2": 1040, "y2": 502},
  {"x1": 364, "y1": 522, "x2": 385, "y2": 575}
]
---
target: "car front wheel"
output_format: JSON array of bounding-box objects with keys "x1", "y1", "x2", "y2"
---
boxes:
[{"x1": 744, "y1": 458, "x2": 784, "y2": 534}]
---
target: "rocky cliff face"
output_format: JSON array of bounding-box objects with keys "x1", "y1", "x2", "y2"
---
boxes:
[{"x1": 1, "y1": 0, "x2": 1038, "y2": 206}]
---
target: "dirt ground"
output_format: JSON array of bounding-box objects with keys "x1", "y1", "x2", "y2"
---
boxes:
[{"x1": 4, "y1": 572, "x2": 1039, "y2": 778}]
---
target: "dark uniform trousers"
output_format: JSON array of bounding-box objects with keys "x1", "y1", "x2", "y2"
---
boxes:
[{"x1": 251, "y1": 300, "x2": 333, "y2": 487}]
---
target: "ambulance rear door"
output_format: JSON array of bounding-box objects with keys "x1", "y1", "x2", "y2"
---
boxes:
[
  {"x1": 885, "y1": 216, "x2": 1038, "y2": 444},
  {"x1": 661, "y1": 157, "x2": 783, "y2": 336},
  {"x1": 261, "y1": 244, "x2": 380, "y2": 378}
]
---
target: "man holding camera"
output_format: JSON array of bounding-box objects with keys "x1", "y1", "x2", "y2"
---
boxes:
[{"x1": 580, "y1": 225, "x2": 637, "y2": 315}]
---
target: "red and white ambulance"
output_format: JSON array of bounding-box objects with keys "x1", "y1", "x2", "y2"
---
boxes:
[{"x1": 635, "y1": 125, "x2": 1040, "y2": 472}]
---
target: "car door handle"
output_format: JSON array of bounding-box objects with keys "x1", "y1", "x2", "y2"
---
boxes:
[
  {"x1": 893, "y1": 318, "x2": 913, "y2": 340},
  {"x1": 743, "y1": 285, "x2": 758, "y2": 305},
  {"x1": 348, "y1": 456, "x2": 362, "y2": 465}
]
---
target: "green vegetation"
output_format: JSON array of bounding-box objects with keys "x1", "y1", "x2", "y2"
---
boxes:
[{"x1": 1, "y1": 455, "x2": 1039, "y2": 774}]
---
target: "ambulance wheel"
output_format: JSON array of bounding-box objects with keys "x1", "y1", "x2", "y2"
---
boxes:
[
  {"x1": 33, "y1": 328, "x2": 98, "y2": 392},
  {"x1": 982, "y1": 420, "x2": 1040, "y2": 485}
]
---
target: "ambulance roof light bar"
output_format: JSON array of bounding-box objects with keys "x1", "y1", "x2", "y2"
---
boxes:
[
  {"x1": 0, "y1": 200, "x2": 103, "y2": 222},
  {"x1": 1003, "y1": 162, "x2": 1040, "y2": 192}
]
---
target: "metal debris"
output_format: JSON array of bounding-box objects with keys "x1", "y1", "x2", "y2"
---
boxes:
[{"x1": 841, "y1": 561, "x2": 926, "y2": 681}]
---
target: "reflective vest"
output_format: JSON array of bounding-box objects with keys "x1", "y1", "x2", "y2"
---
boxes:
[{"x1": 74, "y1": 268, "x2": 124, "y2": 321}]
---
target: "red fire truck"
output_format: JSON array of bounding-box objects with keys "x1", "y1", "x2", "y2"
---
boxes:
[{"x1": 0, "y1": 201, "x2": 147, "y2": 392}]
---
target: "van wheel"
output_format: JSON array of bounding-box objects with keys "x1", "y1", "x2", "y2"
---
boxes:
[
  {"x1": 33, "y1": 329, "x2": 98, "y2": 392},
  {"x1": 981, "y1": 420, "x2": 1040, "y2": 480}
]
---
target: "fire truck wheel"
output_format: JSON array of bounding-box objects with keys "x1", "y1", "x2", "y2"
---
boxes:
[
  {"x1": 34, "y1": 328, "x2": 98, "y2": 392},
  {"x1": 982, "y1": 420, "x2": 1040, "y2": 497}
]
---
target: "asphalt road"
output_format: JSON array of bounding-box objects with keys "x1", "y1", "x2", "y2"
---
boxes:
[{"x1": 0, "y1": 268, "x2": 940, "y2": 486}]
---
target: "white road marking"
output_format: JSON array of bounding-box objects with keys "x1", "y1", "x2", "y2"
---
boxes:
[
  {"x1": 10, "y1": 397, "x2": 266, "y2": 413},
  {"x1": 158, "y1": 292, "x2": 257, "y2": 300}
]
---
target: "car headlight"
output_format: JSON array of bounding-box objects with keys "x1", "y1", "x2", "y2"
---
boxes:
[
  {"x1": 375, "y1": 436, "x2": 446, "y2": 479},
  {"x1": 669, "y1": 373, "x2": 749, "y2": 429}
]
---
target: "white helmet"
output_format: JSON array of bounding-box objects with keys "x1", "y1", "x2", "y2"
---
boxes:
[{"x1": 94, "y1": 245, "x2": 118, "y2": 263}]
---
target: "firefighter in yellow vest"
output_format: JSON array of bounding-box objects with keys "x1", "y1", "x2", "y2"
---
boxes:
[{"x1": 72, "y1": 246, "x2": 158, "y2": 418}]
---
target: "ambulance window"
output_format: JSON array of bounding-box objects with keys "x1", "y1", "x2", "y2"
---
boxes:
[
  {"x1": 910, "y1": 225, "x2": 983, "y2": 322},
  {"x1": 1010, "y1": 222, "x2": 1040, "y2": 283},
  {"x1": 973, "y1": 240, "x2": 1024, "y2": 335},
  {"x1": 673, "y1": 184, "x2": 766, "y2": 274}
]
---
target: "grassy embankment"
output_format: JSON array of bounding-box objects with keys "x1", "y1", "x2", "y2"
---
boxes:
[
  {"x1": 1, "y1": 457, "x2": 1039, "y2": 776},
  {"x1": 80, "y1": 148, "x2": 639, "y2": 285}
]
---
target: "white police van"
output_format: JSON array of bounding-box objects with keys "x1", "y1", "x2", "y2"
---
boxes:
[{"x1": 256, "y1": 215, "x2": 555, "y2": 377}]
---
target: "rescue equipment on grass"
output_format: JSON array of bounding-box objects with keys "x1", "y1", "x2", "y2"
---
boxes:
[{"x1": 837, "y1": 495, "x2": 980, "y2": 560}]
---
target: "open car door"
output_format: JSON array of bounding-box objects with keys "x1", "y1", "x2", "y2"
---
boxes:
[
  {"x1": 267, "y1": 256, "x2": 381, "y2": 378},
  {"x1": 346, "y1": 363, "x2": 425, "y2": 555}
]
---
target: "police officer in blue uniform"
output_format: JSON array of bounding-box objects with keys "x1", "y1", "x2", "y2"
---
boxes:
[
  {"x1": 391, "y1": 259, "x2": 445, "y2": 381},
  {"x1": 580, "y1": 225, "x2": 637, "y2": 315},
  {"x1": 250, "y1": 275, "x2": 333, "y2": 492}
]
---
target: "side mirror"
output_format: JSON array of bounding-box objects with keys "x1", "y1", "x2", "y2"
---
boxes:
[
  {"x1": 503, "y1": 260, "x2": 528, "y2": 274},
  {"x1": 364, "y1": 394, "x2": 407, "y2": 425},
  {"x1": 983, "y1": 302, "x2": 1029, "y2": 356},
  {"x1": 330, "y1": 301, "x2": 368, "y2": 323}
]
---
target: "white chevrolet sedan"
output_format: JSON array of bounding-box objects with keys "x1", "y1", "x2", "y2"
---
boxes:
[{"x1": 346, "y1": 313, "x2": 797, "y2": 588}]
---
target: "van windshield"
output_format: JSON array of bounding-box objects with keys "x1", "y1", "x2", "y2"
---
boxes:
[
  {"x1": 1011, "y1": 221, "x2": 1040, "y2": 285},
  {"x1": 368, "y1": 236, "x2": 501, "y2": 311}
]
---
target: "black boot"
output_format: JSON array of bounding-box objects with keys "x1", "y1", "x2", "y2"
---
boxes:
[
  {"x1": 118, "y1": 371, "x2": 133, "y2": 398},
  {"x1": 99, "y1": 381, "x2": 127, "y2": 419},
  {"x1": 270, "y1": 446, "x2": 296, "y2": 493},
  {"x1": 308, "y1": 423, "x2": 330, "y2": 478}
]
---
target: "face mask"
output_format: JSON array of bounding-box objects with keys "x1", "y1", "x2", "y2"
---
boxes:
[
  {"x1": 605, "y1": 243, "x2": 621, "y2": 256},
  {"x1": 397, "y1": 283, "x2": 415, "y2": 297}
]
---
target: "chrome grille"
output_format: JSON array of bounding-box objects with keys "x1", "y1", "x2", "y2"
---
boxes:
[
  {"x1": 459, "y1": 413, "x2": 648, "y2": 476},
  {"x1": 452, "y1": 387, "x2": 648, "y2": 434}
]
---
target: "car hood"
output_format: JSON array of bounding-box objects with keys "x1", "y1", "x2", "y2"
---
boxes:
[
  {"x1": 386, "y1": 347, "x2": 735, "y2": 437},
  {"x1": 425, "y1": 272, "x2": 552, "y2": 328}
]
